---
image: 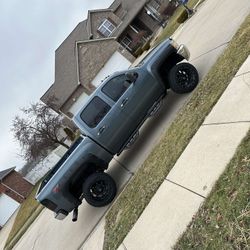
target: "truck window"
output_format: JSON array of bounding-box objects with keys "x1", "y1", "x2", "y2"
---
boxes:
[
  {"x1": 80, "y1": 96, "x2": 111, "y2": 128},
  {"x1": 102, "y1": 74, "x2": 131, "y2": 102}
]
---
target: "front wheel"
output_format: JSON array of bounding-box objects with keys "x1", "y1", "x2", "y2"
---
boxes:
[
  {"x1": 168, "y1": 62, "x2": 199, "y2": 94},
  {"x1": 83, "y1": 172, "x2": 117, "y2": 207}
]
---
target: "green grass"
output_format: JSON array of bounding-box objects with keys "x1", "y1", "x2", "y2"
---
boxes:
[
  {"x1": 174, "y1": 129, "x2": 250, "y2": 249},
  {"x1": 154, "y1": 0, "x2": 204, "y2": 44},
  {"x1": 4, "y1": 182, "x2": 44, "y2": 250},
  {"x1": 103, "y1": 14, "x2": 250, "y2": 250}
]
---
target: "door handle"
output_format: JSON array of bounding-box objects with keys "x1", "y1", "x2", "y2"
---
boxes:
[
  {"x1": 121, "y1": 98, "x2": 128, "y2": 108},
  {"x1": 97, "y1": 126, "x2": 106, "y2": 136}
]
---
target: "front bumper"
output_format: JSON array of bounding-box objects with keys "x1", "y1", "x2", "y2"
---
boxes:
[
  {"x1": 177, "y1": 44, "x2": 190, "y2": 61},
  {"x1": 170, "y1": 39, "x2": 190, "y2": 61}
]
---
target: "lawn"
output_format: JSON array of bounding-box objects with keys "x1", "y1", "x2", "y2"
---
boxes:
[
  {"x1": 174, "y1": 129, "x2": 250, "y2": 249},
  {"x1": 103, "y1": 14, "x2": 250, "y2": 250},
  {"x1": 4, "y1": 182, "x2": 44, "y2": 250}
]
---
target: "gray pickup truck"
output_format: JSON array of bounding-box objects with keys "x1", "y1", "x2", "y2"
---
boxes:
[{"x1": 36, "y1": 38, "x2": 199, "y2": 221}]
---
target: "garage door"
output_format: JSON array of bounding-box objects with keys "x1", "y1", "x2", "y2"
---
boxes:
[
  {"x1": 0, "y1": 194, "x2": 19, "y2": 227},
  {"x1": 92, "y1": 51, "x2": 131, "y2": 87}
]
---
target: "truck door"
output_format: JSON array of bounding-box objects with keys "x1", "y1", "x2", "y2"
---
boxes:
[
  {"x1": 78, "y1": 94, "x2": 134, "y2": 154},
  {"x1": 102, "y1": 72, "x2": 165, "y2": 130},
  {"x1": 101, "y1": 72, "x2": 164, "y2": 151}
]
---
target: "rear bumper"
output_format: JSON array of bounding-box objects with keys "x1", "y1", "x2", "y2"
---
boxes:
[{"x1": 54, "y1": 209, "x2": 68, "y2": 220}]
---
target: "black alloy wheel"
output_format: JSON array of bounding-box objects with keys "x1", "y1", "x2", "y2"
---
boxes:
[
  {"x1": 83, "y1": 172, "x2": 117, "y2": 207},
  {"x1": 168, "y1": 62, "x2": 199, "y2": 94}
]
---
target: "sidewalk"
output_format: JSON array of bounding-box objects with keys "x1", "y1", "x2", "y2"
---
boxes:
[{"x1": 116, "y1": 56, "x2": 250, "y2": 250}]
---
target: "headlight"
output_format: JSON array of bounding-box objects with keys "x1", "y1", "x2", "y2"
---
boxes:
[{"x1": 170, "y1": 38, "x2": 180, "y2": 50}]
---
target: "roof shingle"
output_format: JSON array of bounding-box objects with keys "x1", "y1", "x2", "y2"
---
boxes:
[{"x1": 0, "y1": 167, "x2": 15, "y2": 181}]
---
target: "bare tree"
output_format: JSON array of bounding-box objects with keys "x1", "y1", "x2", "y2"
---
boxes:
[{"x1": 12, "y1": 102, "x2": 69, "y2": 162}]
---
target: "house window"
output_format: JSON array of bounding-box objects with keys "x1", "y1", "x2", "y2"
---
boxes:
[
  {"x1": 121, "y1": 36, "x2": 132, "y2": 51},
  {"x1": 98, "y1": 19, "x2": 116, "y2": 37}
]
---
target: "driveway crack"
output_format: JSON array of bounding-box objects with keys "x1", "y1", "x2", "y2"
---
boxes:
[
  {"x1": 166, "y1": 179, "x2": 206, "y2": 199},
  {"x1": 202, "y1": 121, "x2": 250, "y2": 126},
  {"x1": 190, "y1": 41, "x2": 230, "y2": 62}
]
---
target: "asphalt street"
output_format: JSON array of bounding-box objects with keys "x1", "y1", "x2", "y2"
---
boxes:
[{"x1": 11, "y1": 0, "x2": 250, "y2": 249}]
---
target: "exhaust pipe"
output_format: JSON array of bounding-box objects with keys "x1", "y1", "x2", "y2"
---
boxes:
[{"x1": 72, "y1": 207, "x2": 78, "y2": 222}]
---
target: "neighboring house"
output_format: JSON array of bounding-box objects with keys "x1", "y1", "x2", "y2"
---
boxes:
[
  {"x1": 0, "y1": 167, "x2": 33, "y2": 229},
  {"x1": 41, "y1": 0, "x2": 178, "y2": 118}
]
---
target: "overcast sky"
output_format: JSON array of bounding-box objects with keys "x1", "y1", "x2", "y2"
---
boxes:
[{"x1": 0, "y1": 0, "x2": 113, "y2": 172}]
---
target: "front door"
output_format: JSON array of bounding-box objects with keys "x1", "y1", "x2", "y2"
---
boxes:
[
  {"x1": 101, "y1": 72, "x2": 164, "y2": 151},
  {"x1": 105, "y1": 72, "x2": 164, "y2": 127}
]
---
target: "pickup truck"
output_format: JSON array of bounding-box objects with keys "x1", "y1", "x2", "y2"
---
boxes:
[{"x1": 36, "y1": 38, "x2": 199, "y2": 221}]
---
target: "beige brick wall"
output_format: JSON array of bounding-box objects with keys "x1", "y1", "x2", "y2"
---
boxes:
[
  {"x1": 78, "y1": 40, "x2": 119, "y2": 88},
  {"x1": 137, "y1": 9, "x2": 161, "y2": 34},
  {"x1": 91, "y1": 12, "x2": 122, "y2": 39}
]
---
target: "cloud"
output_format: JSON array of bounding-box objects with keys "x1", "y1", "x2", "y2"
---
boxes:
[{"x1": 0, "y1": 0, "x2": 113, "y2": 171}]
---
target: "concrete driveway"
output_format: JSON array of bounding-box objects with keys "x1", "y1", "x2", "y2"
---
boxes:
[
  {"x1": 13, "y1": 0, "x2": 250, "y2": 249},
  {"x1": 0, "y1": 210, "x2": 18, "y2": 250}
]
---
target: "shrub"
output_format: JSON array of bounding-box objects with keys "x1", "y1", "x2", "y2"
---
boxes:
[
  {"x1": 141, "y1": 40, "x2": 151, "y2": 51},
  {"x1": 177, "y1": 9, "x2": 188, "y2": 23},
  {"x1": 134, "y1": 47, "x2": 143, "y2": 57},
  {"x1": 63, "y1": 127, "x2": 75, "y2": 141}
]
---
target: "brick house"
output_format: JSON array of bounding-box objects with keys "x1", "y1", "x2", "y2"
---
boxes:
[
  {"x1": 41, "y1": 0, "x2": 178, "y2": 118},
  {"x1": 0, "y1": 167, "x2": 34, "y2": 229},
  {"x1": 0, "y1": 167, "x2": 33, "y2": 204}
]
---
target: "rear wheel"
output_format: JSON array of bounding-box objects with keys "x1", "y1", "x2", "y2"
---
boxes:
[
  {"x1": 168, "y1": 62, "x2": 199, "y2": 93},
  {"x1": 83, "y1": 172, "x2": 116, "y2": 207}
]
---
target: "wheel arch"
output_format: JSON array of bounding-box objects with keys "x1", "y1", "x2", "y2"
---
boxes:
[
  {"x1": 69, "y1": 154, "x2": 109, "y2": 198},
  {"x1": 159, "y1": 52, "x2": 185, "y2": 88}
]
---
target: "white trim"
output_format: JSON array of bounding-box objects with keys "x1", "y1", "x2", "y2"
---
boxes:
[
  {"x1": 76, "y1": 37, "x2": 116, "y2": 45},
  {"x1": 129, "y1": 25, "x2": 139, "y2": 34},
  {"x1": 121, "y1": 36, "x2": 132, "y2": 51},
  {"x1": 75, "y1": 37, "x2": 117, "y2": 88},
  {"x1": 88, "y1": 8, "x2": 113, "y2": 14},
  {"x1": 75, "y1": 42, "x2": 81, "y2": 86},
  {"x1": 98, "y1": 19, "x2": 116, "y2": 37},
  {"x1": 1, "y1": 182, "x2": 25, "y2": 199}
]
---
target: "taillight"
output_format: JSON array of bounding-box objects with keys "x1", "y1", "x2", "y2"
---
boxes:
[{"x1": 52, "y1": 184, "x2": 60, "y2": 193}]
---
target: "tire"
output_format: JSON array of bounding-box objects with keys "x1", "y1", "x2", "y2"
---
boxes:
[
  {"x1": 83, "y1": 172, "x2": 117, "y2": 207},
  {"x1": 168, "y1": 62, "x2": 199, "y2": 94}
]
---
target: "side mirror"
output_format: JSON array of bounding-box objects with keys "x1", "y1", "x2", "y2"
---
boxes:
[{"x1": 125, "y1": 72, "x2": 138, "y2": 83}]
